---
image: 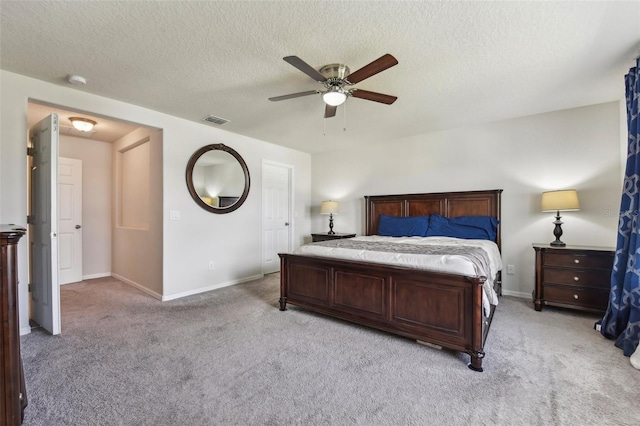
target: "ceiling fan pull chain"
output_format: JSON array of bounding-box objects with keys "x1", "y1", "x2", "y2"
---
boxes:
[
  {"x1": 343, "y1": 102, "x2": 347, "y2": 132},
  {"x1": 323, "y1": 112, "x2": 326, "y2": 136}
]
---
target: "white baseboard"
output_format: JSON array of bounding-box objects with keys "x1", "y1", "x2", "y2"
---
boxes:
[
  {"x1": 82, "y1": 272, "x2": 112, "y2": 280},
  {"x1": 162, "y1": 274, "x2": 264, "y2": 301},
  {"x1": 20, "y1": 326, "x2": 31, "y2": 336},
  {"x1": 59, "y1": 272, "x2": 112, "y2": 285},
  {"x1": 502, "y1": 289, "x2": 531, "y2": 299},
  {"x1": 111, "y1": 273, "x2": 163, "y2": 301}
]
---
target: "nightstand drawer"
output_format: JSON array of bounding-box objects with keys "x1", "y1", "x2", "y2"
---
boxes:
[
  {"x1": 543, "y1": 252, "x2": 613, "y2": 270},
  {"x1": 543, "y1": 285, "x2": 608, "y2": 311},
  {"x1": 543, "y1": 267, "x2": 611, "y2": 289}
]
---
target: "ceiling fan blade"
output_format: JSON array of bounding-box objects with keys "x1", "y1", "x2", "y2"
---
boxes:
[
  {"x1": 324, "y1": 104, "x2": 337, "y2": 118},
  {"x1": 345, "y1": 54, "x2": 398, "y2": 84},
  {"x1": 268, "y1": 90, "x2": 319, "y2": 102},
  {"x1": 351, "y1": 89, "x2": 397, "y2": 105},
  {"x1": 324, "y1": 104, "x2": 338, "y2": 118},
  {"x1": 283, "y1": 56, "x2": 327, "y2": 82}
]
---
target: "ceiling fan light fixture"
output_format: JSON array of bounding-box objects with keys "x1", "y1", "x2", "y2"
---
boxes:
[
  {"x1": 322, "y1": 88, "x2": 347, "y2": 106},
  {"x1": 69, "y1": 117, "x2": 97, "y2": 132}
]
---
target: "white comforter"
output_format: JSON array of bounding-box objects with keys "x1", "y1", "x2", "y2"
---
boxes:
[{"x1": 294, "y1": 235, "x2": 502, "y2": 316}]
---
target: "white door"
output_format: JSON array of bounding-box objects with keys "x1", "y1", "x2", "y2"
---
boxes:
[
  {"x1": 262, "y1": 161, "x2": 292, "y2": 274},
  {"x1": 29, "y1": 113, "x2": 61, "y2": 335},
  {"x1": 58, "y1": 157, "x2": 83, "y2": 285}
]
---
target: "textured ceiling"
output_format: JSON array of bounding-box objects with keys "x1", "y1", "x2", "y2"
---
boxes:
[{"x1": 2, "y1": 1, "x2": 639, "y2": 154}]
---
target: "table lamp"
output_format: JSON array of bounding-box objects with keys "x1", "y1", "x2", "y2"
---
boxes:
[
  {"x1": 320, "y1": 201, "x2": 339, "y2": 234},
  {"x1": 541, "y1": 189, "x2": 580, "y2": 247}
]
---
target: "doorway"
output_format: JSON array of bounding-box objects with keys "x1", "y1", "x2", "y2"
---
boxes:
[{"x1": 26, "y1": 100, "x2": 161, "y2": 334}]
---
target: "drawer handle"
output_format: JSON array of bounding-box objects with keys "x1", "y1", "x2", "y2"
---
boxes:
[
  {"x1": 574, "y1": 276, "x2": 579, "y2": 282},
  {"x1": 574, "y1": 259, "x2": 580, "y2": 264},
  {"x1": 573, "y1": 294, "x2": 579, "y2": 300}
]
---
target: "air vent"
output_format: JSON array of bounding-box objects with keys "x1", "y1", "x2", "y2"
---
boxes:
[{"x1": 202, "y1": 115, "x2": 229, "y2": 125}]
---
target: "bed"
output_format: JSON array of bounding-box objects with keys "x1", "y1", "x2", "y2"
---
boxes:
[{"x1": 279, "y1": 189, "x2": 503, "y2": 371}]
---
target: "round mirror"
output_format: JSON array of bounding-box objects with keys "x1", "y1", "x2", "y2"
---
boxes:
[{"x1": 186, "y1": 144, "x2": 250, "y2": 213}]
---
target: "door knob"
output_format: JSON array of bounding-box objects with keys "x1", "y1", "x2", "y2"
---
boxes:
[{"x1": 75, "y1": 225, "x2": 82, "y2": 229}]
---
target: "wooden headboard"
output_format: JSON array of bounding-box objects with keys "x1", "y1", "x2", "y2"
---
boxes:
[{"x1": 364, "y1": 189, "x2": 503, "y2": 250}]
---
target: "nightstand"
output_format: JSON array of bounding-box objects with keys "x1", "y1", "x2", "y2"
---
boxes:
[
  {"x1": 311, "y1": 233, "x2": 356, "y2": 242},
  {"x1": 533, "y1": 244, "x2": 614, "y2": 314}
]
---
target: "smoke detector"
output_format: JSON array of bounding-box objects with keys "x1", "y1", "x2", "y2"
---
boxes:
[{"x1": 67, "y1": 74, "x2": 87, "y2": 85}]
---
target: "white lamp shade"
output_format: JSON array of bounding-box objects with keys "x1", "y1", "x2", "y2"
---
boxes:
[
  {"x1": 322, "y1": 90, "x2": 347, "y2": 107},
  {"x1": 320, "y1": 200, "x2": 339, "y2": 214},
  {"x1": 541, "y1": 190, "x2": 580, "y2": 212}
]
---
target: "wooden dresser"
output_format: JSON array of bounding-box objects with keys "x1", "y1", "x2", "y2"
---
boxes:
[
  {"x1": 533, "y1": 243, "x2": 614, "y2": 314},
  {"x1": 311, "y1": 232, "x2": 356, "y2": 242},
  {"x1": 1, "y1": 225, "x2": 27, "y2": 425}
]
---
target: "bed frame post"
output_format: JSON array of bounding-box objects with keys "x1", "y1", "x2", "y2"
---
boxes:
[
  {"x1": 467, "y1": 276, "x2": 486, "y2": 372},
  {"x1": 468, "y1": 351, "x2": 485, "y2": 372},
  {"x1": 279, "y1": 254, "x2": 288, "y2": 311}
]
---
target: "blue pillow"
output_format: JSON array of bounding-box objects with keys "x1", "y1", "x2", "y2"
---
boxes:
[
  {"x1": 426, "y1": 214, "x2": 499, "y2": 241},
  {"x1": 378, "y1": 215, "x2": 429, "y2": 237}
]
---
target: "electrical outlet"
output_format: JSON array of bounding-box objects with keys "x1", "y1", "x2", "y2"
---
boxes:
[
  {"x1": 208, "y1": 261, "x2": 215, "y2": 270},
  {"x1": 507, "y1": 264, "x2": 515, "y2": 275}
]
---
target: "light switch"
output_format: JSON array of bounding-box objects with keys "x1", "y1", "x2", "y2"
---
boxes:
[{"x1": 169, "y1": 210, "x2": 181, "y2": 220}]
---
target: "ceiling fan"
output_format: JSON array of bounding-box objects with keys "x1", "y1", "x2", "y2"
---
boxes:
[{"x1": 268, "y1": 54, "x2": 398, "y2": 118}]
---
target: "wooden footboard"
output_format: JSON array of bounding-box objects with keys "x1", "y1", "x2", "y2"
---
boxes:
[{"x1": 279, "y1": 253, "x2": 490, "y2": 371}]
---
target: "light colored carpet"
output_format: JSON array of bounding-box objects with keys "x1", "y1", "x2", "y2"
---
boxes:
[{"x1": 20, "y1": 275, "x2": 640, "y2": 426}]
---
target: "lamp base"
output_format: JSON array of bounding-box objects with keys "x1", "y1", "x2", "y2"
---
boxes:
[
  {"x1": 550, "y1": 211, "x2": 565, "y2": 247},
  {"x1": 328, "y1": 213, "x2": 335, "y2": 235}
]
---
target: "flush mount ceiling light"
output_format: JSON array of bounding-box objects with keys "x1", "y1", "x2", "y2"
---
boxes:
[
  {"x1": 69, "y1": 117, "x2": 96, "y2": 132},
  {"x1": 322, "y1": 87, "x2": 348, "y2": 106}
]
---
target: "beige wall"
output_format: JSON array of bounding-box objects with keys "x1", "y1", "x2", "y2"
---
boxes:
[
  {"x1": 59, "y1": 129, "x2": 164, "y2": 293},
  {"x1": 112, "y1": 128, "x2": 163, "y2": 297},
  {"x1": 311, "y1": 101, "x2": 623, "y2": 298}
]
